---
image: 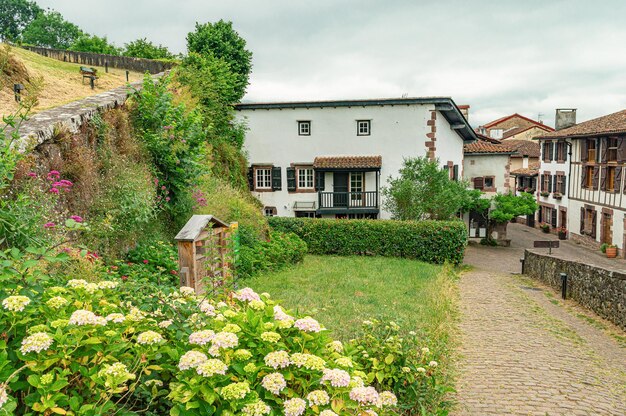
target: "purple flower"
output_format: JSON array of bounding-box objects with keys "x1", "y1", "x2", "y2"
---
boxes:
[
  {"x1": 47, "y1": 170, "x2": 60, "y2": 180},
  {"x1": 165, "y1": 197, "x2": 171, "y2": 202},
  {"x1": 70, "y1": 215, "x2": 83, "y2": 223},
  {"x1": 59, "y1": 180, "x2": 73, "y2": 187},
  {"x1": 50, "y1": 188, "x2": 59, "y2": 194},
  {"x1": 161, "y1": 186, "x2": 166, "y2": 191},
  {"x1": 44, "y1": 222, "x2": 55, "y2": 228},
  {"x1": 27, "y1": 172, "x2": 37, "y2": 178}
]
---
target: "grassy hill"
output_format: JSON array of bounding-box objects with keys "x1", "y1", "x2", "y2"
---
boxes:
[{"x1": 0, "y1": 44, "x2": 144, "y2": 118}]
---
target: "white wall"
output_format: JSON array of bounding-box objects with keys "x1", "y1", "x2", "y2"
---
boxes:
[
  {"x1": 463, "y1": 154, "x2": 510, "y2": 196},
  {"x1": 238, "y1": 103, "x2": 466, "y2": 218}
]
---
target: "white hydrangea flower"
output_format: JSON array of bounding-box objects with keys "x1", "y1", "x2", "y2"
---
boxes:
[
  {"x1": 429, "y1": 360, "x2": 438, "y2": 368},
  {"x1": 291, "y1": 353, "x2": 325, "y2": 371},
  {"x1": 105, "y1": 313, "x2": 125, "y2": 323},
  {"x1": 179, "y1": 286, "x2": 196, "y2": 296},
  {"x1": 126, "y1": 307, "x2": 145, "y2": 322},
  {"x1": 46, "y1": 296, "x2": 69, "y2": 309},
  {"x1": 178, "y1": 350, "x2": 208, "y2": 370},
  {"x1": 211, "y1": 331, "x2": 238, "y2": 349},
  {"x1": 273, "y1": 305, "x2": 293, "y2": 321},
  {"x1": 67, "y1": 279, "x2": 88, "y2": 288},
  {"x1": 189, "y1": 330, "x2": 215, "y2": 346},
  {"x1": 68, "y1": 310, "x2": 105, "y2": 326},
  {"x1": 249, "y1": 300, "x2": 265, "y2": 310},
  {"x1": 158, "y1": 319, "x2": 173, "y2": 329},
  {"x1": 260, "y1": 331, "x2": 280, "y2": 343},
  {"x1": 321, "y1": 368, "x2": 350, "y2": 387},
  {"x1": 264, "y1": 350, "x2": 290, "y2": 369},
  {"x1": 283, "y1": 398, "x2": 306, "y2": 416},
  {"x1": 320, "y1": 411, "x2": 338, "y2": 416},
  {"x1": 233, "y1": 287, "x2": 260, "y2": 302},
  {"x1": 20, "y1": 332, "x2": 54, "y2": 354},
  {"x1": 196, "y1": 359, "x2": 228, "y2": 377},
  {"x1": 2, "y1": 295, "x2": 31, "y2": 312},
  {"x1": 242, "y1": 400, "x2": 271, "y2": 416},
  {"x1": 222, "y1": 324, "x2": 241, "y2": 333},
  {"x1": 306, "y1": 390, "x2": 330, "y2": 406},
  {"x1": 349, "y1": 375, "x2": 365, "y2": 388},
  {"x1": 98, "y1": 280, "x2": 118, "y2": 289},
  {"x1": 199, "y1": 300, "x2": 216, "y2": 316},
  {"x1": 335, "y1": 357, "x2": 353, "y2": 368},
  {"x1": 98, "y1": 362, "x2": 135, "y2": 387},
  {"x1": 137, "y1": 331, "x2": 164, "y2": 345},
  {"x1": 349, "y1": 386, "x2": 379, "y2": 405},
  {"x1": 327, "y1": 340, "x2": 343, "y2": 353},
  {"x1": 261, "y1": 372, "x2": 286, "y2": 395},
  {"x1": 0, "y1": 384, "x2": 9, "y2": 409},
  {"x1": 378, "y1": 391, "x2": 398, "y2": 407},
  {"x1": 294, "y1": 317, "x2": 322, "y2": 333}
]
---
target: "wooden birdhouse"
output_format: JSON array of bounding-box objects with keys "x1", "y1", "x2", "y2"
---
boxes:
[{"x1": 174, "y1": 215, "x2": 238, "y2": 294}]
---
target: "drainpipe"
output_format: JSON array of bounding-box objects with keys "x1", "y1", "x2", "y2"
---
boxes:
[{"x1": 566, "y1": 141, "x2": 573, "y2": 198}]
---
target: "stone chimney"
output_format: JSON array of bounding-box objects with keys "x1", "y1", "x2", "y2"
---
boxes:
[
  {"x1": 458, "y1": 105, "x2": 470, "y2": 121},
  {"x1": 555, "y1": 108, "x2": 577, "y2": 130}
]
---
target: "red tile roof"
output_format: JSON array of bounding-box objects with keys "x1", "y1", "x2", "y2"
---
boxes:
[
  {"x1": 313, "y1": 155, "x2": 382, "y2": 169},
  {"x1": 511, "y1": 163, "x2": 540, "y2": 176},
  {"x1": 500, "y1": 140, "x2": 541, "y2": 158},
  {"x1": 482, "y1": 113, "x2": 555, "y2": 131},
  {"x1": 501, "y1": 124, "x2": 553, "y2": 139},
  {"x1": 536, "y1": 109, "x2": 626, "y2": 139},
  {"x1": 464, "y1": 141, "x2": 516, "y2": 154}
]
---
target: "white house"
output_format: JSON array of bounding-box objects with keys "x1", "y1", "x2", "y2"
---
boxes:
[
  {"x1": 536, "y1": 109, "x2": 626, "y2": 255},
  {"x1": 235, "y1": 97, "x2": 476, "y2": 219}
]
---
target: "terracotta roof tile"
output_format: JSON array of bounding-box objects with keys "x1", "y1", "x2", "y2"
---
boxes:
[
  {"x1": 313, "y1": 155, "x2": 382, "y2": 169},
  {"x1": 537, "y1": 109, "x2": 626, "y2": 139},
  {"x1": 501, "y1": 124, "x2": 553, "y2": 139},
  {"x1": 464, "y1": 141, "x2": 516, "y2": 154},
  {"x1": 511, "y1": 162, "x2": 540, "y2": 176},
  {"x1": 500, "y1": 140, "x2": 541, "y2": 158},
  {"x1": 482, "y1": 113, "x2": 555, "y2": 131}
]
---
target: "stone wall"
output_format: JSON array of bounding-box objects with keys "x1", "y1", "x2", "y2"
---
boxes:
[
  {"x1": 524, "y1": 250, "x2": 626, "y2": 330},
  {"x1": 23, "y1": 46, "x2": 176, "y2": 74}
]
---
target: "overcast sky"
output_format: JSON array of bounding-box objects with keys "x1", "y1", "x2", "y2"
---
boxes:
[{"x1": 36, "y1": 0, "x2": 626, "y2": 127}]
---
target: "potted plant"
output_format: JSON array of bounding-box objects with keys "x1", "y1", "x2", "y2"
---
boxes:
[
  {"x1": 553, "y1": 192, "x2": 562, "y2": 199},
  {"x1": 540, "y1": 223, "x2": 550, "y2": 233},
  {"x1": 540, "y1": 191, "x2": 550, "y2": 197},
  {"x1": 557, "y1": 226, "x2": 567, "y2": 240},
  {"x1": 606, "y1": 244, "x2": 618, "y2": 258}
]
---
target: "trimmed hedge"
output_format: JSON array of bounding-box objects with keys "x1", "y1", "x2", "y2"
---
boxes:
[{"x1": 268, "y1": 217, "x2": 467, "y2": 265}]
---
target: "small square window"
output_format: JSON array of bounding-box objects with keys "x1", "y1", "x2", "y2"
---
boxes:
[
  {"x1": 357, "y1": 120, "x2": 371, "y2": 136},
  {"x1": 484, "y1": 177, "x2": 494, "y2": 188},
  {"x1": 264, "y1": 206, "x2": 277, "y2": 217},
  {"x1": 298, "y1": 121, "x2": 311, "y2": 136}
]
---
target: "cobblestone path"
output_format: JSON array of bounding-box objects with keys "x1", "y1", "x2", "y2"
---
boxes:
[{"x1": 453, "y1": 242, "x2": 626, "y2": 415}]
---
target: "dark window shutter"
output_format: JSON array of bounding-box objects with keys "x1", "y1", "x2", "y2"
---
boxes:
[
  {"x1": 600, "y1": 167, "x2": 607, "y2": 191},
  {"x1": 540, "y1": 174, "x2": 545, "y2": 191},
  {"x1": 548, "y1": 175, "x2": 553, "y2": 193},
  {"x1": 453, "y1": 165, "x2": 459, "y2": 181},
  {"x1": 593, "y1": 166, "x2": 600, "y2": 190},
  {"x1": 549, "y1": 143, "x2": 555, "y2": 161},
  {"x1": 443, "y1": 165, "x2": 449, "y2": 178},
  {"x1": 247, "y1": 167, "x2": 254, "y2": 190},
  {"x1": 580, "y1": 208, "x2": 585, "y2": 234},
  {"x1": 581, "y1": 167, "x2": 587, "y2": 188},
  {"x1": 591, "y1": 211, "x2": 597, "y2": 238},
  {"x1": 315, "y1": 170, "x2": 325, "y2": 191},
  {"x1": 551, "y1": 208, "x2": 557, "y2": 228},
  {"x1": 561, "y1": 175, "x2": 567, "y2": 194},
  {"x1": 563, "y1": 142, "x2": 568, "y2": 162},
  {"x1": 617, "y1": 138, "x2": 626, "y2": 163},
  {"x1": 600, "y1": 137, "x2": 608, "y2": 163},
  {"x1": 538, "y1": 206, "x2": 543, "y2": 223},
  {"x1": 286, "y1": 167, "x2": 296, "y2": 192},
  {"x1": 473, "y1": 177, "x2": 484, "y2": 190},
  {"x1": 581, "y1": 140, "x2": 588, "y2": 162},
  {"x1": 615, "y1": 167, "x2": 622, "y2": 192},
  {"x1": 272, "y1": 167, "x2": 282, "y2": 191},
  {"x1": 542, "y1": 143, "x2": 548, "y2": 162}
]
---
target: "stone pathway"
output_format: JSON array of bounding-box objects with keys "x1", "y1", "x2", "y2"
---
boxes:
[{"x1": 453, "y1": 226, "x2": 626, "y2": 415}]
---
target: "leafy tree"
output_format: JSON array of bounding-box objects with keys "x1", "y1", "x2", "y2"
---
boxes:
[
  {"x1": 186, "y1": 20, "x2": 252, "y2": 101},
  {"x1": 0, "y1": 0, "x2": 42, "y2": 42},
  {"x1": 490, "y1": 192, "x2": 538, "y2": 223},
  {"x1": 70, "y1": 34, "x2": 120, "y2": 55},
  {"x1": 123, "y1": 38, "x2": 173, "y2": 59},
  {"x1": 21, "y1": 10, "x2": 83, "y2": 49},
  {"x1": 382, "y1": 156, "x2": 468, "y2": 220}
]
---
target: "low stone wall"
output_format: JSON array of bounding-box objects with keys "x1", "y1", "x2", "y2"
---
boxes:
[
  {"x1": 524, "y1": 250, "x2": 626, "y2": 330},
  {"x1": 22, "y1": 46, "x2": 176, "y2": 74}
]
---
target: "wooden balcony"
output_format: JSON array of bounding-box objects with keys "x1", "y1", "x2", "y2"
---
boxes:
[{"x1": 317, "y1": 191, "x2": 379, "y2": 214}]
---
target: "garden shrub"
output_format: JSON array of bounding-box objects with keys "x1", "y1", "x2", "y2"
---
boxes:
[
  {"x1": 269, "y1": 218, "x2": 467, "y2": 265},
  {"x1": 237, "y1": 227, "x2": 308, "y2": 279},
  {"x1": 0, "y1": 249, "x2": 397, "y2": 415}
]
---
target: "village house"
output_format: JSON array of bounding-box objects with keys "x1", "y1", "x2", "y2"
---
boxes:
[
  {"x1": 477, "y1": 113, "x2": 554, "y2": 141},
  {"x1": 536, "y1": 109, "x2": 626, "y2": 255},
  {"x1": 235, "y1": 97, "x2": 476, "y2": 219}
]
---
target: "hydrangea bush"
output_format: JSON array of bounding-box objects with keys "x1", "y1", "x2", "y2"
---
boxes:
[{"x1": 0, "y1": 250, "x2": 398, "y2": 415}]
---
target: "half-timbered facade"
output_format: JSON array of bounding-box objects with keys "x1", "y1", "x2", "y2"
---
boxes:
[
  {"x1": 536, "y1": 109, "x2": 626, "y2": 254},
  {"x1": 236, "y1": 97, "x2": 476, "y2": 219}
]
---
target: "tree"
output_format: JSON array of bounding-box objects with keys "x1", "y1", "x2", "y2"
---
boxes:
[
  {"x1": 0, "y1": 0, "x2": 42, "y2": 42},
  {"x1": 21, "y1": 10, "x2": 82, "y2": 49},
  {"x1": 382, "y1": 156, "x2": 469, "y2": 220},
  {"x1": 186, "y1": 20, "x2": 252, "y2": 101},
  {"x1": 123, "y1": 38, "x2": 173, "y2": 59},
  {"x1": 490, "y1": 192, "x2": 538, "y2": 223},
  {"x1": 71, "y1": 34, "x2": 120, "y2": 55}
]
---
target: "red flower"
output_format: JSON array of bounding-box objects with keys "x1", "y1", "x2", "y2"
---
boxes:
[
  {"x1": 143, "y1": 259, "x2": 149, "y2": 264},
  {"x1": 70, "y1": 215, "x2": 83, "y2": 223},
  {"x1": 43, "y1": 222, "x2": 55, "y2": 228},
  {"x1": 50, "y1": 188, "x2": 59, "y2": 194},
  {"x1": 121, "y1": 275, "x2": 128, "y2": 281}
]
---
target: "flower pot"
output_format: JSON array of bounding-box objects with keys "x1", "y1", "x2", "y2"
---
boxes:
[
  {"x1": 606, "y1": 247, "x2": 618, "y2": 258},
  {"x1": 558, "y1": 231, "x2": 567, "y2": 240},
  {"x1": 541, "y1": 227, "x2": 550, "y2": 234}
]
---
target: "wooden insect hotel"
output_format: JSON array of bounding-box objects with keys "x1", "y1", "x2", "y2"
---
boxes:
[{"x1": 174, "y1": 215, "x2": 238, "y2": 294}]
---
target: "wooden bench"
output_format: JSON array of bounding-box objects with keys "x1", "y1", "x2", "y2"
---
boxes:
[{"x1": 80, "y1": 66, "x2": 98, "y2": 85}]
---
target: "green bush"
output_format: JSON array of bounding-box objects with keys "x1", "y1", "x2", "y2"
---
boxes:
[
  {"x1": 268, "y1": 218, "x2": 467, "y2": 265},
  {"x1": 237, "y1": 227, "x2": 308, "y2": 279}
]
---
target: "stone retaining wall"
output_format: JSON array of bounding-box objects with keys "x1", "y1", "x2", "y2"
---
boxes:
[
  {"x1": 524, "y1": 250, "x2": 626, "y2": 330},
  {"x1": 23, "y1": 46, "x2": 176, "y2": 74}
]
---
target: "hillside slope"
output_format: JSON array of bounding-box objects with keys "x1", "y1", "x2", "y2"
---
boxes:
[{"x1": 0, "y1": 44, "x2": 143, "y2": 118}]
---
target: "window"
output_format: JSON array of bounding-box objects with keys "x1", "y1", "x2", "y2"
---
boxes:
[
  {"x1": 556, "y1": 141, "x2": 567, "y2": 162},
  {"x1": 350, "y1": 172, "x2": 364, "y2": 205},
  {"x1": 607, "y1": 137, "x2": 618, "y2": 162},
  {"x1": 264, "y1": 206, "x2": 277, "y2": 217},
  {"x1": 255, "y1": 168, "x2": 272, "y2": 189},
  {"x1": 484, "y1": 177, "x2": 494, "y2": 189},
  {"x1": 585, "y1": 166, "x2": 594, "y2": 188},
  {"x1": 543, "y1": 142, "x2": 552, "y2": 162},
  {"x1": 584, "y1": 207, "x2": 595, "y2": 236},
  {"x1": 473, "y1": 177, "x2": 484, "y2": 190},
  {"x1": 541, "y1": 206, "x2": 557, "y2": 227},
  {"x1": 587, "y1": 139, "x2": 597, "y2": 162},
  {"x1": 606, "y1": 166, "x2": 616, "y2": 191},
  {"x1": 297, "y1": 167, "x2": 314, "y2": 189},
  {"x1": 489, "y1": 129, "x2": 503, "y2": 139},
  {"x1": 298, "y1": 121, "x2": 311, "y2": 136},
  {"x1": 357, "y1": 120, "x2": 371, "y2": 136},
  {"x1": 555, "y1": 174, "x2": 566, "y2": 194}
]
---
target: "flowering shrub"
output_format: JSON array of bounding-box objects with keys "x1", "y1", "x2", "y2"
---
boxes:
[
  {"x1": 347, "y1": 320, "x2": 450, "y2": 415},
  {"x1": 0, "y1": 249, "x2": 397, "y2": 415}
]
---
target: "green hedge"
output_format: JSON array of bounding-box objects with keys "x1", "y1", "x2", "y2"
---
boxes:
[{"x1": 268, "y1": 218, "x2": 467, "y2": 265}]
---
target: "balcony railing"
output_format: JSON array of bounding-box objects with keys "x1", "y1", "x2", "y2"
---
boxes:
[{"x1": 318, "y1": 191, "x2": 379, "y2": 210}]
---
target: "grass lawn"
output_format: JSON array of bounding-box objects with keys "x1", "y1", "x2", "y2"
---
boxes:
[{"x1": 247, "y1": 255, "x2": 458, "y2": 343}]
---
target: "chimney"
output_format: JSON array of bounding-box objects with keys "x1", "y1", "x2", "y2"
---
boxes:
[
  {"x1": 555, "y1": 108, "x2": 577, "y2": 130},
  {"x1": 458, "y1": 105, "x2": 470, "y2": 121}
]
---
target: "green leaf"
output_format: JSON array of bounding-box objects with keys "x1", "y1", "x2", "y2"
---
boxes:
[{"x1": 384, "y1": 354, "x2": 395, "y2": 364}]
